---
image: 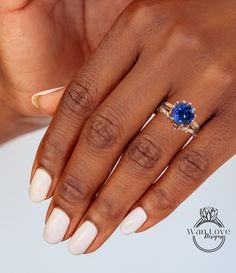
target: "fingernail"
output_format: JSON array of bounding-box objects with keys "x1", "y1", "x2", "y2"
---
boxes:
[
  {"x1": 68, "y1": 221, "x2": 98, "y2": 255},
  {"x1": 120, "y1": 207, "x2": 147, "y2": 235},
  {"x1": 29, "y1": 168, "x2": 52, "y2": 203},
  {"x1": 44, "y1": 208, "x2": 70, "y2": 244},
  {"x1": 31, "y1": 87, "x2": 64, "y2": 108}
]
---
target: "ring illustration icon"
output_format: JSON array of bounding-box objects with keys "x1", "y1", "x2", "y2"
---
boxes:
[{"x1": 187, "y1": 207, "x2": 230, "y2": 253}]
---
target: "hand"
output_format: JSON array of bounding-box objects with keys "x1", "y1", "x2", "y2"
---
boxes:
[
  {"x1": 30, "y1": 0, "x2": 236, "y2": 255},
  {"x1": 0, "y1": 0, "x2": 131, "y2": 142}
]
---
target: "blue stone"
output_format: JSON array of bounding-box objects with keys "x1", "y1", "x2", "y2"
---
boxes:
[{"x1": 170, "y1": 102, "x2": 195, "y2": 126}]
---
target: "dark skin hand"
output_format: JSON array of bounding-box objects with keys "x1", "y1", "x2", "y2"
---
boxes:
[{"x1": 30, "y1": 0, "x2": 236, "y2": 254}]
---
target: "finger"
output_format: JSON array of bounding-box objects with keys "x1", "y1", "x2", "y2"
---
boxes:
[
  {"x1": 121, "y1": 111, "x2": 236, "y2": 234},
  {"x1": 31, "y1": 87, "x2": 65, "y2": 116},
  {"x1": 42, "y1": 3, "x2": 177, "y2": 244},
  {"x1": 29, "y1": 18, "x2": 140, "y2": 203},
  {"x1": 45, "y1": 52, "x2": 172, "y2": 245},
  {"x1": 67, "y1": 87, "x2": 220, "y2": 254}
]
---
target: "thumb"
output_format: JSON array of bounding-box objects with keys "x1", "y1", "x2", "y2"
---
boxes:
[{"x1": 31, "y1": 87, "x2": 65, "y2": 116}]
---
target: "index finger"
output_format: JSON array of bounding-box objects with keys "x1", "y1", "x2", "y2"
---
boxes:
[{"x1": 29, "y1": 18, "x2": 140, "y2": 203}]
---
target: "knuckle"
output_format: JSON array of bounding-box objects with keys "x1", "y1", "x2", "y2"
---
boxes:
[
  {"x1": 129, "y1": 1, "x2": 156, "y2": 21},
  {"x1": 205, "y1": 65, "x2": 235, "y2": 90},
  {"x1": 62, "y1": 81, "x2": 96, "y2": 117},
  {"x1": 85, "y1": 112, "x2": 121, "y2": 150},
  {"x1": 126, "y1": 135, "x2": 162, "y2": 170},
  {"x1": 40, "y1": 133, "x2": 68, "y2": 161},
  {"x1": 148, "y1": 186, "x2": 177, "y2": 212},
  {"x1": 176, "y1": 149, "x2": 209, "y2": 181},
  {"x1": 124, "y1": 1, "x2": 169, "y2": 40},
  {"x1": 57, "y1": 175, "x2": 91, "y2": 206},
  {"x1": 174, "y1": 27, "x2": 203, "y2": 51},
  {"x1": 129, "y1": 1, "x2": 163, "y2": 24},
  {"x1": 38, "y1": 131, "x2": 69, "y2": 171},
  {"x1": 94, "y1": 196, "x2": 122, "y2": 220}
]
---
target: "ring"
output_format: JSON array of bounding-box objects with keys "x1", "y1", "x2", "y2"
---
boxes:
[{"x1": 157, "y1": 101, "x2": 199, "y2": 137}]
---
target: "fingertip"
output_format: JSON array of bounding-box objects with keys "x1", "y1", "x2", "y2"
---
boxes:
[{"x1": 31, "y1": 87, "x2": 65, "y2": 116}]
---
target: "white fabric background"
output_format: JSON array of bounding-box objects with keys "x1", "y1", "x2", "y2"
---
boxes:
[{"x1": 0, "y1": 129, "x2": 235, "y2": 273}]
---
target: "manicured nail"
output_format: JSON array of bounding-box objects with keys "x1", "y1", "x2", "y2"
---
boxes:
[
  {"x1": 44, "y1": 208, "x2": 70, "y2": 244},
  {"x1": 120, "y1": 207, "x2": 147, "y2": 235},
  {"x1": 68, "y1": 221, "x2": 98, "y2": 255},
  {"x1": 31, "y1": 87, "x2": 64, "y2": 108},
  {"x1": 29, "y1": 168, "x2": 52, "y2": 203}
]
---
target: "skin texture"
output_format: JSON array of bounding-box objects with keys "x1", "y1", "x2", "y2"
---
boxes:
[
  {"x1": 32, "y1": 0, "x2": 236, "y2": 252},
  {"x1": 0, "y1": 0, "x2": 132, "y2": 143}
]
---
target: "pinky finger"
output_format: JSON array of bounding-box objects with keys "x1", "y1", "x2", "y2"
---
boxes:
[{"x1": 120, "y1": 113, "x2": 236, "y2": 234}]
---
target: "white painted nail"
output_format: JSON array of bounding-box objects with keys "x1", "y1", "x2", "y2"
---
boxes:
[
  {"x1": 44, "y1": 208, "x2": 70, "y2": 244},
  {"x1": 29, "y1": 168, "x2": 52, "y2": 203},
  {"x1": 31, "y1": 87, "x2": 64, "y2": 108},
  {"x1": 120, "y1": 207, "x2": 147, "y2": 235},
  {"x1": 68, "y1": 221, "x2": 98, "y2": 255}
]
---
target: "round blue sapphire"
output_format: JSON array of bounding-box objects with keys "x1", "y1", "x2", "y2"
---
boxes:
[{"x1": 170, "y1": 102, "x2": 195, "y2": 126}]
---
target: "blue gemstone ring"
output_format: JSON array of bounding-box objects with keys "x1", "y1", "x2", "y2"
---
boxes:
[{"x1": 157, "y1": 101, "x2": 199, "y2": 136}]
